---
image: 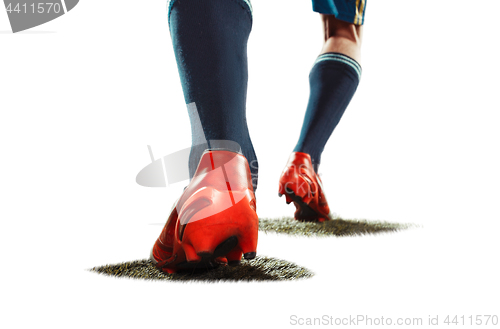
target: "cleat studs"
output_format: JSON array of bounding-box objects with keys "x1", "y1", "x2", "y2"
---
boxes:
[{"x1": 243, "y1": 252, "x2": 256, "y2": 260}]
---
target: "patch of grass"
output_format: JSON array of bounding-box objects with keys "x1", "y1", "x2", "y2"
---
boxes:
[
  {"x1": 89, "y1": 256, "x2": 314, "y2": 282},
  {"x1": 259, "y1": 216, "x2": 415, "y2": 237}
]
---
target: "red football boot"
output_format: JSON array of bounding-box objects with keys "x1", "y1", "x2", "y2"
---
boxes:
[
  {"x1": 150, "y1": 150, "x2": 258, "y2": 273},
  {"x1": 278, "y1": 152, "x2": 332, "y2": 222}
]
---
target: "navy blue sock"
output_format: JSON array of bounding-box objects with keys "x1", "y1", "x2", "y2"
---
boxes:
[
  {"x1": 293, "y1": 52, "x2": 361, "y2": 172},
  {"x1": 168, "y1": 0, "x2": 258, "y2": 190}
]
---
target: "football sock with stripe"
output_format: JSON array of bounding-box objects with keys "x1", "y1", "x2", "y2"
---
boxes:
[
  {"x1": 293, "y1": 52, "x2": 362, "y2": 172},
  {"x1": 168, "y1": 0, "x2": 258, "y2": 190}
]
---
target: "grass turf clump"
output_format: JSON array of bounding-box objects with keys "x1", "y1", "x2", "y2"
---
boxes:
[
  {"x1": 89, "y1": 256, "x2": 314, "y2": 282},
  {"x1": 258, "y1": 216, "x2": 415, "y2": 237}
]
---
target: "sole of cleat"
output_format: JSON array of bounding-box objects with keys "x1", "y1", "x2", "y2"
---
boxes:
[
  {"x1": 175, "y1": 236, "x2": 241, "y2": 271},
  {"x1": 282, "y1": 191, "x2": 319, "y2": 221},
  {"x1": 213, "y1": 236, "x2": 239, "y2": 258}
]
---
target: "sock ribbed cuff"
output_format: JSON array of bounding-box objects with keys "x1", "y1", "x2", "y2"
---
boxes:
[{"x1": 313, "y1": 52, "x2": 362, "y2": 80}]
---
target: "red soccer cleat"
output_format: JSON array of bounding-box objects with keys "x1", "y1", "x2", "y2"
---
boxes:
[
  {"x1": 150, "y1": 150, "x2": 258, "y2": 273},
  {"x1": 278, "y1": 152, "x2": 332, "y2": 222}
]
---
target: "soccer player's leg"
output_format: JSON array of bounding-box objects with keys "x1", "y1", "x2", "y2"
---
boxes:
[
  {"x1": 151, "y1": 0, "x2": 258, "y2": 273},
  {"x1": 279, "y1": 0, "x2": 365, "y2": 222}
]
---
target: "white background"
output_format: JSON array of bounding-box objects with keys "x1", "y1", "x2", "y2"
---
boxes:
[{"x1": 1, "y1": 0, "x2": 499, "y2": 328}]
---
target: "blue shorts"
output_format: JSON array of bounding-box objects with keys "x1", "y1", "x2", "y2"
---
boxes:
[{"x1": 312, "y1": 0, "x2": 367, "y2": 25}]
